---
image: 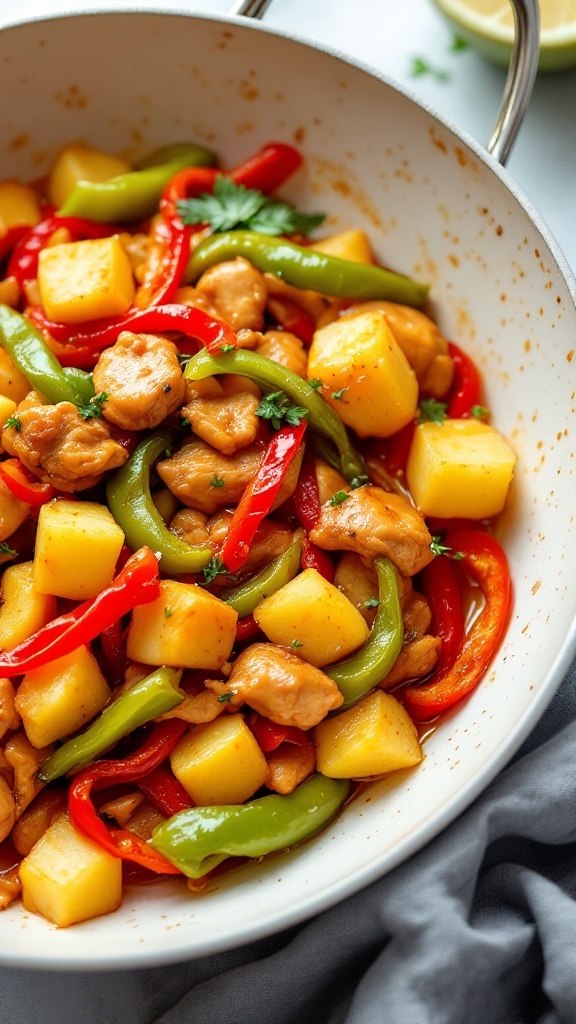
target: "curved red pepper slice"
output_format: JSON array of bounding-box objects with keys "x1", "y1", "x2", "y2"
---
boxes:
[
  {"x1": 267, "y1": 295, "x2": 315, "y2": 346},
  {"x1": 247, "y1": 711, "x2": 311, "y2": 754},
  {"x1": 447, "y1": 342, "x2": 481, "y2": 419},
  {"x1": 301, "y1": 539, "x2": 335, "y2": 583},
  {"x1": 418, "y1": 554, "x2": 464, "y2": 676},
  {"x1": 7, "y1": 215, "x2": 119, "y2": 288},
  {"x1": 402, "y1": 531, "x2": 511, "y2": 721},
  {"x1": 235, "y1": 614, "x2": 262, "y2": 644},
  {"x1": 137, "y1": 762, "x2": 193, "y2": 818},
  {"x1": 293, "y1": 450, "x2": 321, "y2": 533},
  {"x1": 0, "y1": 225, "x2": 29, "y2": 264},
  {"x1": 0, "y1": 458, "x2": 55, "y2": 509}
]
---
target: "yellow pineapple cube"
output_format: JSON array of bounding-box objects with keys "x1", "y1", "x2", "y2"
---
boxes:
[
  {"x1": 170, "y1": 714, "x2": 268, "y2": 805},
  {"x1": 127, "y1": 579, "x2": 238, "y2": 670},
  {"x1": 33, "y1": 500, "x2": 125, "y2": 600},
  {"x1": 0, "y1": 561, "x2": 57, "y2": 651},
  {"x1": 315, "y1": 690, "x2": 423, "y2": 778},
  {"x1": 0, "y1": 475, "x2": 31, "y2": 542},
  {"x1": 310, "y1": 229, "x2": 373, "y2": 264},
  {"x1": 38, "y1": 235, "x2": 135, "y2": 323},
  {"x1": 0, "y1": 181, "x2": 42, "y2": 232},
  {"x1": 15, "y1": 644, "x2": 111, "y2": 748},
  {"x1": 308, "y1": 310, "x2": 418, "y2": 437},
  {"x1": 0, "y1": 394, "x2": 16, "y2": 453},
  {"x1": 406, "y1": 418, "x2": 516, "y2": 519},
  {"x1": 48, "y1": 144, "x2": 131, "y2": 209},
  {"x1": 0, "y1": 347, "x2": 32, "y2": 403},
  {"x1": 20, "y1": 813, "x2": 122, "y2": 927},
  {"x1": 254, "y1": 568, "x2": 369, "y2": 667}
]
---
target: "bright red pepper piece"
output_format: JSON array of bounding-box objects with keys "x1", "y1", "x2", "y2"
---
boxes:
[
  {"x1": 0, "y1": 458, "x2": 55, "y2": 509},
  {"x1": 247, "y1": 711, "x2": 311, "y2": 754},
  {"x1": 0, "y1": 546, "x2": 160, "y2": 677},
  {"x1": 138, "y1": 762, "x2": 193, "y2": 817},
  {"x1": 371, "y1": 419, "x2": 416, "y2": 477},
  {"x1": 418, "y1": 554, "x2": 464, "y2": 676},
  {"x1": 301, "y1": 539, "x2": 335, "y2": 583},
  {"x1": 222, "y1": 420, "x2": 307, "y2": 573},
  {"x1": 235, "y1": 614, "x2": 262, "y2": 643},
  {"x1": 7, "y1": 215, "x2": 119, "y2": 288},
  {"x1": 447, "y1": 341, "x2": 481, "y2": 419},
  {"x1": 266, "y1": 295, "x2": 316, "y2": 346},
  {"x1": 292, "y1": 450, "x2": 321, "y2": 532},
  {"x1": 402, "y1": 532, "x2": 511, "y2": 721},
  {"x1": 229, "y1": 142, "x2": 302, "y2": 192},
  {"x1": 0, "y1": 225, "x2": 28, "y2": 263}
]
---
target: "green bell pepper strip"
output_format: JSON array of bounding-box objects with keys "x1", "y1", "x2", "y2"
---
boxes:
[
  {"x1": 62, "y1": 366, "x2": 95, "y2": 405},
  {"x1": 39, "y1": 666, "x2": 183, "y2": 783},
  {"x1": 220, "y1": 535, "x2": 303, "y2": 618},
  {"x1": 326, "y1": 557, "x2": 403, "y2": 708},
  {"x1": 0, "y1": 304, "x2": 85, "y2": 405},
  {"x1": 184, "y1": 348, "x2": 365, "y2": 485},
  {"x1": 185, "y1": 231, "x2": 428, "y2": 308},
  {"x1": 106, "y1": 429, "x2": 213, "y2": 576},
  {"x1": 149, "y1": 774, "x2": 350, "y2": 878},
  {"x1": 59, "y1": 143, "x2": 216, "y2": 223}
]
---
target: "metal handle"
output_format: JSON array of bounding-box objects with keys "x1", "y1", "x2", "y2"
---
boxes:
[{"x1": 229, "y1": 0, "x2": 540, "y2": 167}]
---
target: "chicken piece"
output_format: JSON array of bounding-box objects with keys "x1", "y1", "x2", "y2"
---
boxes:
[
  {"x1": 263, "y1": 272, "x2": 328, "y2": 322},
  {"x1": 227, "y1": 643, "x2": 343, "y2": 730},
  {"x1": 0, "y1": 866, "x2": 21, "y2": 911},
  {"x1": 339, "y1": 301, "x2": 454, "y2": 398},
  {"x1": 206, "y1": 511, "x2": 296, "y2": 573},
  {"x1": 158, "y1": 439, "x2": 261, "y2": 515},
  {"x1": 2, "y1": 392, "x2": 128, "y2": 492},
  {"x1": 99, "y1": 791, "x2": 145, "y2": 829},
  {"x1": 265, "y1": 742, "x2": 317, "y2": 795},
  {"x1": 3, "y1": 731, "x2": 54, "y2": 817},
  {"x1": 314, "y1": 458, "x2": 349, "y2": 507},
  {"x1": 118, "y1": 232, "x2": 151, "y2": 276},
  {"x1": 93, "y1": 331, "x2": 186, "y2": 432},
  {"x1": 403, "y1": 588, "x2": 433, "y2": 637},
  {"x1": 170, "y1": 508, "x2": 211, "y2": 548},
  {"x1": 310, "y1": 486, "x2": 434, "y2": 577},
  {"x1": 181, "y1": 376, "x2": 261, "y2": 455},
  {"x1": 0, "y1": 476, "x2": 30, "y2": 543},
  {"x1": 159, "y1": 686, "x2": 227, "y2": 725},
  {"x1": 379, "y1": 634, "x2": 441, "y2": 688},
  {"x1": 253, "y1": 330, "x2": 308, "y2": 378},
  {"x1": 183, "y1": 258, "x2": 268, "y2": 331},
  {"x1": 0, "y1": 679, "x2": 19, "y2": 743},
  {"x1": 0, "y1": 775, "x2": 15, "y2": 843},
  {"x1": 11, "y1": 788, "x2": 67, "y2": 856},
  {"x1": 334, "y1": 552, "x2": 379, "y2": 626},
  {"x1": 124, "y1": 799, "x2": 165, "y2": 841}
]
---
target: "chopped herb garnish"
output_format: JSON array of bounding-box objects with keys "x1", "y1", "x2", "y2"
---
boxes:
[
  {"x1": 350, "y1": 474, "x2": 369, "y2": 490},
  {"x1": 220, "y1": 344, "x2": 236, "y2": 353},
  {"x1": 5, "y1": 415, "x2": 21, "y2": 432},
  {"x1": 331, "y1": 387, "x2": 348, "y2": 401},
  {"x1": 410, "y1": 56, "x2": 450, "y2": 82},
  {"x1": 365, "y1": 597, "x2": 380, "y2": 609},
  {"x1": 210, "y1": 474, "x2": 225, "y2": 489},
  {"x1": 164, "y1": 448, "x2": 172, "y2": 459},
  {"x1": 202, "y1": 556, "x2": 236, "y2": 584},
  {"x1": 0, "y1": 541, "x2": 17, "y2": 559},
  {"x1": 471, "y1": 404, "x2": 490, "y2": 419},
  {"x1": 177, "y1": 175, "x2": 325, "y2": 237},
  {"x1": 330, "y1": 490, "x2": 350, "y2": 507},
  {"x1": 164, "y1": 607, "x2": 173, "y2": 619},
  {"x1": 290, "y1": 639, "x2": 303, "y2": 649},
  {"x1": 452, "y1": 550, "x2": 465, "y2": 561},
  {"x1": 217, "y1": 691, "x2": 235, "y2": 703},
  {"x1": 451, "y1": 35, "x2": 469, "y2": 52},
  {"x1": 419, "y1": 398, "x2": 448, "y2": 425},
  {"x1": 179, "y1": 416, "x2": 191, "y2": 429},
  {"x1": 307, "y1": 379, "x2": 323, "y2": 391},
  {"x1": 255, "y1": 391, "x2": 308, "y2": 431},
  {"x1": 78, "y1": 392, "x2": 108, "y2": 421},
  {"x1": 430, "y1": 536, "x2": 465, "y2": 560}
]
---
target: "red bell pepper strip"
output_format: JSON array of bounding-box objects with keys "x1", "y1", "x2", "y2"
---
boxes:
[
  {"x1": 0, "y1": 546, "x2": 160, "y2": 677},
  {"x1": 0, "y1": 458, "x2": 55, "y2": 509},
  {"x1": 7, "y1": 215, "x2": 118, "y2": 288},
  {"x1": 69, "y1": 720, "x2": 188, "y2": 874},
  {"x1": 293, "y1": 450, "x2": 321, "y2": 532},
  {"x1": 0, "y1": 225, "x2": 28, "y2": 263},
  {"x1": 228, "y1": 142, "x2": 302, "y2": 192},
  {"x1": 138, "y1": 762, "x2": 193, "y2": 817},
  {"x1": 373, "y1": 419, "x2": 417, "y2": 477},
  {"x1": 301, "y1": 539, "x2": 335, "y2": 583},
  {"x1": 418, "y1": 553, "x2": 464, "y2": 675},
  {"x1": 222, "y1": 420, "x2": 307, "y2": 573},
  {"x1": 247, "y1": 711, "x2": 311, "y2": 754},
  {"x1": 402, "y1": 531, "x2": 511, "y2": 721},
  {"x1": 266, "y1": 295, "x2": 316, "y2": 346},
  {"x1": 99, "y1": 619, "x2": 128, "y2": 687},
  {"x1": 447, "y1": 342, "x2": 481, "y2": 419},
  {"x1": 235, "y1": 614, "x2": 261, "y2": 643}
]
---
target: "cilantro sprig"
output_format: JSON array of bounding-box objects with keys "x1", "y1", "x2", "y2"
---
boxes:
[
  {"x1": 255, "y1": 391, "x2": 308, "y2": 431},
  {"x1": 430, "y1": 535, "x2": 464, "y2": 560},
  {"x1": 177, "y1": 175, "x2": 325, "y2": 237},
  {"x1": 0, "y1": 541, "x2": 17, "y2": 559},
  {"x1": 5, "y1": 415, "x2": 21, "y2": 432},
  {"x1": 419, "y1": 399, "x2": 448, "y2": 425},
  {"x1": 78, "y1": 392, "x2": 108, "y2": 421},
  {"x1": 202, "y1": 556, "x2": 237, "y2": 584}
]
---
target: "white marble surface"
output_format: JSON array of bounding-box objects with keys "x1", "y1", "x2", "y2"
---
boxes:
[{"x1": 0, "y1": 0, "x2": 575, "y2": 271}]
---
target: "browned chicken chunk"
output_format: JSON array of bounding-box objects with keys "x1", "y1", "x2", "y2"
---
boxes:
[
  {"x1": 253, "y1": 330, "x2": 308, "y2": 379},
  {"x1": 206, "y1": 512, "x2": 296, "y2": 573},
  {"x1": 158, "y1": 439, "x2": 261, "y2": 515},
  {"x1": 181, "y1": 376, "x2": 261, "y2": 455},
  {"x1": 2, "y1": 393, "x2": 128, "y2": 492},
  {"x1": 227, "y1": 643, "x2": 343, "y2": 730},
  {"x1": 310, "y1": 486, "x2": 433, "y2": 577},
  {"x1": 379, "y1": 634, "x2": 441, "y2": 688},
  {"x1": 93, "y1": 331, "x2": 186, "y2": 432},
  {"x1": 3, "y1": 731, "x2": 54, "y2": 817},
  {"x1": 183, "y1": 258, "x2": 268, "y2": 331},
  {"x1": 266, "y1": 742, "x2": 317, "y2": 795}
]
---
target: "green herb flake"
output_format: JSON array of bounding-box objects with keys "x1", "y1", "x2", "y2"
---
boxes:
[
  {"x1": 0, "y1": 541, "x2": 17, "y2": 559},
  {"x1": 179, "y1": 416, "x2": 191, "y2": 429},
  {"x1": 202, "y1": 556, "x2": 236, "y2": 584},
  {"x1": 78, "y1": 392, "x2": 108, "y2": 421},
  {"x1": 451, "y1": 35, "x2": 469, "y2": 52},
  {"x1": 255, "y1": 391, "x2": 308, "y2": 431},
  {"x1": 350, "y1": 474, "x2": 369, "y2": 490},
  {"x1": 290, "y1": 639, "x2": 304, "y2": 649},
  {"x1": 164, "y1": 607, "x2": 173, "y2": 619},
  {"x1": 307, "y1": 379, "x2": 323, "y2": 391},
  {"x1": 4, "y1": 415, "x2": 21, "y2": 432},
  {"x1": 364, "y1": 597, "x2": 380, "y2": 609},
  {"x1": 331, "y1": 387, "x2": 348, "y2": 401},
  {"x1": 471, "y1": 404, "x2": 490, "y2": 420},
  {"x1": 217, "y1": 691, "x2": 235, "y2": 703},
  {"x1": 220, "y1": 344, "x2": 236, "y2": 353},
  {"x1": 177, "y1": 175, "x2": 325, "y2": 238},
  {"x1": 430, "y1": 535, "x2": 453, "y2": 557},
  {"x1": 410, "y1": 56, "x2": 450, "y2": 82},
  {"x1": 164, "y1": 448, "x2": 172, "y2": 460},
  {"x1": 419, "y1": 398, "x2": 448, "y2": 425},
  {"x1": 451, "y1": 550, "x2": 465, "y2": 561},
  {"x1": 330, "y1": 490, "x2": 350, "y2": 507},
  {"x1": 210, "y1": 474, "x2": 225, "y2": 489}
]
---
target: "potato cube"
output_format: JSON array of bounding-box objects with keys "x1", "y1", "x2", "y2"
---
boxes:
[
  {"x1": 0, "y1": 561, "x2": 57, "y2": 651},
  {"x1": 48, "y1": 144, "x2": 131, "y2": 208},
  {"x1": 254, "y1": 568, "x2": 369, "y2": 667},
  {"x1": 0, "y1": 475, "x2": 31, "y2": 543},
  {"x1": 307, "y1": 310, "x2": 418, "y2": 437},
  {"x1": 33, "y1": 500, "x2": 124, "y2": 601},
  {"x1": 0, "y1": 181, "x2": 42, "y2": 232},
  {"x1": 20, "y1": 813, "x2": 122, "y2": 927},
  {"x1": 15, "y1": 645, "x2": 111, "y2": 748},
  {"x1": 310, "y1": 229, "x2": 373, "y2": 264},
  {"x1": 0, "y1": 394, "x2": 16, "y2": 453},
  {"x1": 315, "y1": 689, "x2": 423, "y2": 778},
  {"x1": 406, "y1": 419, "x2": 516, "y2": 519},
  {"x1": 0, "y1": 347, "x2": 32, "y2": 403},
  {"x1": 38, "y1": 235, "x2": 135, "y2": 324},
  {"x1": 127, "y1": 580, "x2": 238, "y2": 670},
  {"x1": 170, "y1": 714, "x2": 268, "y2": 805}
]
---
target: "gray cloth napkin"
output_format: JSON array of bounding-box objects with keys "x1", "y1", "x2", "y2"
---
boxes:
[{"x1": 3, "y1": 657, "x2": 576, "y2": 1024}]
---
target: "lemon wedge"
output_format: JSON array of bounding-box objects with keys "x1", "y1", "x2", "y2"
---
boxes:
[{"x1": 430, "y1": 0, "x2": 576, "y2": 71}]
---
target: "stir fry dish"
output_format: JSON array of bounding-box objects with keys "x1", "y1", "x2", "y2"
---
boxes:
[{"x1": 0, "y1": 140, "x2": 515, "y2": 927}]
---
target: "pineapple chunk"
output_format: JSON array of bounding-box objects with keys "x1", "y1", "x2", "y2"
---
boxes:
[
  {"x1": 310, "y1": 229, "x2": 373, "y2": 264},
  {"x1": 0, "y1": 346, "x2": 32, "y2": 403},
  {"x1": 254, "y1": 568, "x2": 369, "y2": 667},
  {"x1": 127, "y1": 579, "x2": 238, "y2": 670},
  {"x1": 15, "y1": 644, "x2": 111, "y2": 748},
  {"x1": 0, "y1": 181, "x2": 42, "y2": 232},
  {"x1": 0, "y1": 475, "x2": 30, "y2": 543},
  {"x1": 406, "y1": 419, "x2": 516, "y2": 519},
  {"x1": 38, "y1": 235, "x2": 135, "y2": 324},
  {"x1": 0, "y1": 561, "x2": 57, "y2": 651},
  {"x1": 0, "y1": 394, "x2": 16, "y2": 453},
  {"x1": 48, "y1": 144, "x2": 131, "y2": 208},
  {"x1": 315, "y1": 689, "x2": 423, "y2": 778},
  {"x1": 170, "y1": 714, "x2": 268, "y2": 805},
  {"x1": 20, "y1": 813, "x2": 122, "y2": 927},
  {"x1": 33, "y1": 500, "x2": 125, "y2": 601},
  {"x1": 308, "y1": 310, "x2": 418, "y2": 437}
]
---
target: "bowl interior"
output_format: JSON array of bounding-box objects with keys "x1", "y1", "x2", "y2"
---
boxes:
[{"x1": 1, "y1": 10, "x2": 575, "y2": 969}]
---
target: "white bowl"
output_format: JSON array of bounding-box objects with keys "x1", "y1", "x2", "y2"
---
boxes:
[{"x1": 1, "y1": 9, "x2": 575, "y2": 969}]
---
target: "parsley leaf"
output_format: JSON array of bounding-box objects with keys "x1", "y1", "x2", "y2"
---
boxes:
[
  {"x1": 217, "y1": 691, "x2": 235, "y2": 703},
  {"x1": 255, "y1": 391, "x2": 308, "y2": 431},
  {"x1": 177, "y1": 174, "x2": 325, "y2": 238},
  {"x1": 290, "y1": 639, "x2": 303, "y2": 649},
  {"x1": 202, "y1": 556, "x2": 236, "y2": 584},
  {"x1": 78, "y1": 392, "x2": 108, "y2": 421},
  {"x1": 180, "y1": 415, "x2": 191, "y2": 429},
  {"x1": 210, "y1": 474, "x2": 225, "y2": 489},
  {"x1": 331, "y1": 387, "x2": 348, "y2": 401},
  {"x1": 307, "y1": 379, "x2": 323, "y2": 391},
  {"x1": 5, "y1": 415, "x2": 21, "y2": 432},
  {"x1": 330, "y1": 490, "x2": 350, "y2": 507},
  {"x1": 419, "y1": 398, "x2": 448, "y2": 425},
  {"x1": 220, "y1": 344, "x2": 236, "y2": 353},
  {"x1": 164, "y1": 607, "x2": 173, "y2": 619},
  {"x1": 430, "y1": 535, "x2": 464, "y2": 560},
  {"x1": 365, "y1": 597, "x2": 380, "y2": 609},
  {"x1": 0, "y1": 541, "x2": 17, "y2": 558},
  {"x1": 471, "y1": 404, "x2": 490, "y2": 420},
  {"x1": 410, "y1": 56, "x2": 450, "y2": 82},
  {"x1": 451, "y1": 35, "x2": 469, "y2": 52}
]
